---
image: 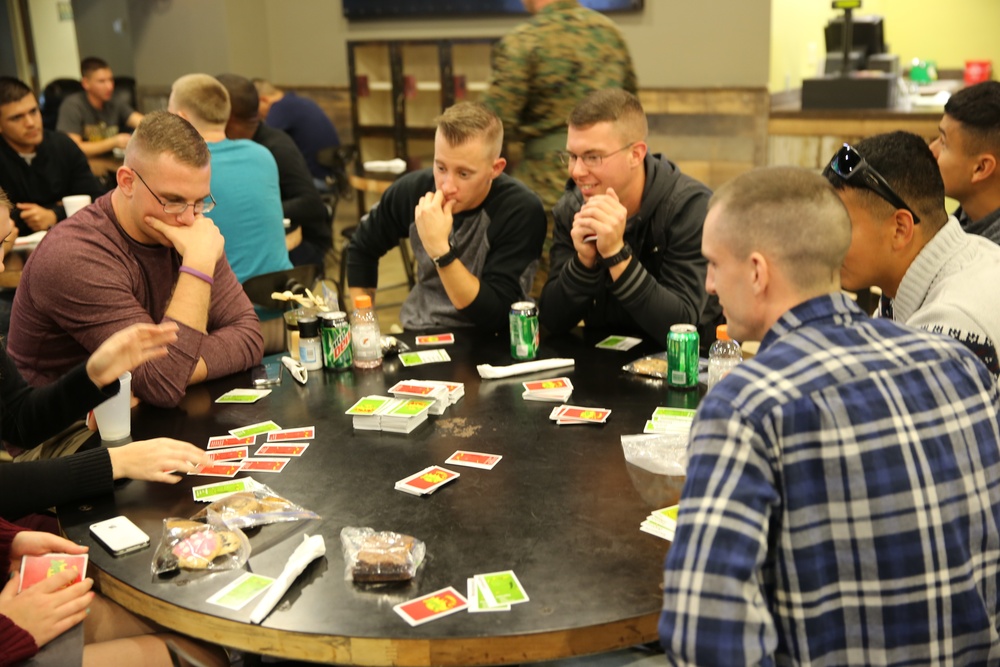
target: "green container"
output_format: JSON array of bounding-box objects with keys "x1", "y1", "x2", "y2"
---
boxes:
[
  {"x1": 320, "y1": 311, "x2": 352, "y2": 371},
  {"x1": 666, "y1": 324, "x2": 699, "y2": 389},
  {"x1": 509, "y1": 301, "x2": 539, "y2": 360}
]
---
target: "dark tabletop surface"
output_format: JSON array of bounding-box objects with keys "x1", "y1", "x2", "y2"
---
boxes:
[{"x1": 59, "y1": 327, "x2": 696, "y2": 651}]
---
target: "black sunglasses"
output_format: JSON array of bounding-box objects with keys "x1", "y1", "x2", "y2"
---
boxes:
[{"x1": 824, "y1": 143, "x2": 921, "y2": 224}]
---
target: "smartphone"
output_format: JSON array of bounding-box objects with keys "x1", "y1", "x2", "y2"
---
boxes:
[
  {"x1": 252, "y1": 361, "x2": 282, "y2": 387},
  {"x1": 90, "y1": 516, "x2": 150, "y2": 557}
]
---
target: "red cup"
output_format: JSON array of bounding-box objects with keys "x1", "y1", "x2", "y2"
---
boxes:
[{"x1": 964, "y1": 60, "x2": 993, "y2": 86}]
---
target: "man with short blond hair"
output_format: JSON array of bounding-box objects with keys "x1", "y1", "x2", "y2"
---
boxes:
[
  {"x1": 661, "y1": 166, "x2": 1000, "y2": 665},
  {"x1": 347, "y1": 101, "x2": 545, "y2": 332},
  {"x1": 9, "y1": 110, "x2": 263, "y2": 410},
  {"x1": 56, "y1": 56, "x2": 143, "y2": 157},
  {"x1": 168, "y1": 74, "x2": 290, "y2": 284}
]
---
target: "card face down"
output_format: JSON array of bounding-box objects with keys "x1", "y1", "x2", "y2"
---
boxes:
[{"x1": 393, "y1": 586, "x2": 468, "y2": 626}]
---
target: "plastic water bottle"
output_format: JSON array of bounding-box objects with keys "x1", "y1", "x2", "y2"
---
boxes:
[
  {"x1": 350, "y1": 295, "x2": 383, "y2": 369},
  {"x1": 707, "y1": 324, "x2": 742, "y2": 391}
]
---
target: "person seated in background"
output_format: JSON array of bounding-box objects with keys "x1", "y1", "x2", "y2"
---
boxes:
[
  {"x1": 539, "y1": 88, "x2": 719, "y2": 348},
  {"x1": 347, "y1": 102, "x2": 545, "y2": 333},
  {"x1": 167, "y1": 74, "x2": 291, "y2": 284},
  {"x1": 824, "y1": 131, "x2": 1000, "y2": 376},
  {"x1": 661, "y1": 166, "x2": 1000, "y2": 665},
  {"x1": 8, "y1": 111, "x2": 262, "y2": 424},
  {"x1": 0, "y1": 77, "x2": 103, "y2": 236},
  {"x1": 216, "y1": 73, "x2": 331, "y2": 268},
  {"x1": 254, "y1": 78, "x2": 342, "y2": 191},
  {"x1": 930, "y1": 80, "x2": 1000, "y2": 244},
  {"x1": 56, "y1": 57, "x2": 143, "y2": 158}
]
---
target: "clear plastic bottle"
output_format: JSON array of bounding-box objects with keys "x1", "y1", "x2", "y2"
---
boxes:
[
  {"x1": 707, "y1": 324, "x2": 742, "y2": 391},
  {"x1": 350, "y1": 295, "x2": 383, "y2": 369}
]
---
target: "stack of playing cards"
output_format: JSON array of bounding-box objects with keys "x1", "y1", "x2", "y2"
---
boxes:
[
  {"x1": 640, "y1": 504, "x2": 678, "y2": 541},
  {"x1": 522, "y1": 377, "x2": 573, "y2": 402},
  {"x1": 345, "y1": 395, "x2": 434, "y2": 433},
  {"x1": 398, "y1": 349, "x2": 451, "y2": 367},
  {"x1": 549, "y1": 404, "x2": 611, "y2": 425},
  {"x1": 644, "y1": 407, "x2": 696, "y2": 435},
  {"x1": 395, "y1": 465, "x2": 460, "y2": 495},
  {"x1": 189, "y1": 425, "x2": 315, "y2": 477},
  {"x1": 595, "y1": 335, "x2": 643, "y2": 351},
  {"x1": 468, "y1": 570, "x2": 529, "y2": 613},
  {"x1": 389, "y1": 380, "x2": 451, "y2": 415}
]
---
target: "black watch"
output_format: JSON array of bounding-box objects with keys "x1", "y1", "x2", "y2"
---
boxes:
[
  {"x1": 600, "y1": 243, "x2": 632, "y2": 269},
  {"x1": 431, "y1": 246, "x2": 458, "y2": 268}
]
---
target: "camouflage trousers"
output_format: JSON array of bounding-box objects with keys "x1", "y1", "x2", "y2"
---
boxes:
[{"x1": 514, "y1": 152, "x2": 567, "y2": 299}]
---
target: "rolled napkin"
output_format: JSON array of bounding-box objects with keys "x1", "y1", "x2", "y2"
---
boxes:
[
  {"x1": 477, "y1": 358, "x2": 575, "y2": 379},
  {"x1": 362, "y1": 158, "x2": 407, "y2": 174},
  {"x1": 249, "y1": 533, "x2": 326, "y2": 624}
]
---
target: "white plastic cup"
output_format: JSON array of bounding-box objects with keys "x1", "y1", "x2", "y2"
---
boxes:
[
  {"x1": 93, "y1": 372, "x2": 132, "y2": 441},
  {"x1": 63, "y1": 195, "x2": 92, "y2": 218}
]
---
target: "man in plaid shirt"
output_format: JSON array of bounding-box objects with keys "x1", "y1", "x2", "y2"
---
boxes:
[{"x1": 660, "y1": 166, "x2": 1000, "y2": 665}]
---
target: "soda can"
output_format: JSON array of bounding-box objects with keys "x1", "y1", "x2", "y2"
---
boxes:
[
  {"x1": 509, "y1": 301, "x2": 539, "y2": 360},
  {"x1": 666, "y1": 324, "x2": 699, "y2": 389},
  {"x1": 320, "y1": 311, "x2": 352, "y2": 371}
]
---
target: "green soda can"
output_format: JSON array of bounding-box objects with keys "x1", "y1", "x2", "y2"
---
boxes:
[
  {"x1": 509, "y1": 301, "x2": 539, "y2": 360},
  {"x1": 666, "y1": 324, "x2": 699, "y2": 389},
  {"x1": 320, "y1": 311, "x2": 353, "y2": 371}
]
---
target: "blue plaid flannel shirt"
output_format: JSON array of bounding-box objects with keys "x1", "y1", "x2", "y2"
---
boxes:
[{"x1": 660, "y1": 292, "x2": 1000, "y2": 666}]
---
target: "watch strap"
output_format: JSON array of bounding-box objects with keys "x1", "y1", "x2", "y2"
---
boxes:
[
  {"x1": 600, "y1": 243, "x2": 632, "y2": 269},
  {"x1": 432, "y1": 246, "x2": 457, "y2": 268}
]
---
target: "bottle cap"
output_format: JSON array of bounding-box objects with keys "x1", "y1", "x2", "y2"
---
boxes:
[
  {"x1": 355, "y1": 294, "x2": 372, "y2": 309},
  {"x1": 716, "y1": 324, "x2": 730, "y2": 341},
  {"x1": 297, "y1": 316, "x2": 320, "y2": 338}
]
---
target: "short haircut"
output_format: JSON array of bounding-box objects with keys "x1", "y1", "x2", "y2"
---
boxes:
[
  {"x1": 569, "y1": 88, "x2": 648, "y2": 143},
  {"x1": 125, "y1": 110, "x2": 210, "y2": 169},
  {"x1": 81, "y1": 57, "x2": 110, "y2": 78},
  {"x1": 170, "y1": 74, "x2": 231, "y2": 125},
  {"x1": 435, "y1": 102, "x2": 503, "y2": 159},
  {"x1": 0, "y1": 76, "x2": 32, "y2": 107},
  {"x1": 0, "y1": 187, "x2": 10, "y2": 211},
  {"x1": 216, "y1": 73, "x2": 258, "y2": 121},
  {"x1": 252, "y1": 79, "x2": 279, "y2": 97},
  {"x1": 943, "y1": 80, "x2": 1000, "y2": 155},
  {"x1": 827, "y1": 131, "x2": 948, "y2": 231},
  {"x1": 711, "y1": 167, "x2": 851, "y2": 291}
]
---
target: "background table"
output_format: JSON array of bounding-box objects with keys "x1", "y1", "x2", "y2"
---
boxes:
[{"x1": 59, "y1": 328, "x2": 696, "y2": 665}]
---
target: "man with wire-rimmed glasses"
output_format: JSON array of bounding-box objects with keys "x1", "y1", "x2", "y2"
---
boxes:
[
  {"x1": 7, "y1": 110, "x2": 263, "y2": 430},
  {"x1": 824, "y1": 131, "x2": 1000, "y2": 376},
  {"x1": 539, "y1": 88, "x2": 720, "y2": 351}
]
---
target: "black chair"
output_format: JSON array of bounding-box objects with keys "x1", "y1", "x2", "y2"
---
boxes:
[
  {"x1": 241, "y1": 265, "x2": 322, "y2": 312},
  {"x1": 113, "y1": 76, "x2": 138, "y2": 111},
  {"x1": 39, "y1": 78, "x2": 83, "y2": 131}
]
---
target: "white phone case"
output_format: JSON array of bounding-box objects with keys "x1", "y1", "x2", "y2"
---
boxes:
[{"x1": 90, "y1": 516, "x2": 150, "y2": 556}]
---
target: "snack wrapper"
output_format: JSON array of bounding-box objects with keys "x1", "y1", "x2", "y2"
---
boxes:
[
  {"x1": 152, "y1": 519, "x2": 250, "y2": 575},
  {"x1": 621, "y1": 352, "x2": 669, "y2": 378},
  {"x1": 192, "y1": 485, "x2": 320, "y2": 530},
  {"x1": 340, "y1": 527, "x2": 426, "y2": 583}
]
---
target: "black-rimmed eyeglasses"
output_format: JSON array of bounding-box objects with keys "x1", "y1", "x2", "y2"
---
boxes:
[
  {"x1": 133, "y1": 169, "x2": 216, "y2": 216},
  {"x1": 824, "y1": 143, "x2": 921, "y2": 224}
]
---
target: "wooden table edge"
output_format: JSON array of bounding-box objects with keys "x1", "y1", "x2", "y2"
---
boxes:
[{"x1": 93, "y1": 567, "x2": 660, "y2": 665}]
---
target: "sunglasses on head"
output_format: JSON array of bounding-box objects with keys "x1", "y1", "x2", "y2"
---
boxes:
[{"x1": 824, "y1": 143, "x2": 921, "y2": 224}]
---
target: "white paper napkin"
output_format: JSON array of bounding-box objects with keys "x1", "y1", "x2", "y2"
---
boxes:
[
  {"x1": 249, "y1": 534, "x2": 326, "y2": 624},
  {"x1": 477, "y1": 358, "x2": 575, "y2": 379}
]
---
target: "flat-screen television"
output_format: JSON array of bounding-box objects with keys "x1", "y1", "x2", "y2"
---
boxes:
[{"x1": 343, "y1": 1, "x2": 643, "y2": 19}]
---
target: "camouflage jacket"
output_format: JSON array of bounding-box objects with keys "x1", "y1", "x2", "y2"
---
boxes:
[{"x1": 482, "y1": 0, "x2": 637, "y2": 145}]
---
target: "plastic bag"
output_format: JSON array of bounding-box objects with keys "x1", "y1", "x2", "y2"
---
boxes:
[
  {"x1": 191, "y1": 486, "x2": 320, "y2": 530},
  {"x1": 151, "y1": 519, "x2": 250, "y2": 575},
  {"x1": 621, "y1": 433, "x2": 688, "y2": 508},
  {"x1": 622, "y1": 352, "x2": 669, "y2": 378},
  {"x1": 340, "y1": 526, "x2": 426, "y2": 583}
]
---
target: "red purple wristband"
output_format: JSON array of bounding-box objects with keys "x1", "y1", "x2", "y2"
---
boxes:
[{"x1": 178, "y1": 265, "x2": 214, "y2": 286}]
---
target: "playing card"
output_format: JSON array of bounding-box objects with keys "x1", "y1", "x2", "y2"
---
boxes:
[
  {"x1": 398, "y1": 349, "x2": 451, "y2": 367},
  {"x1": 393, "y1": 587, "x2": 468, "y2": 626},
  {"x1": 255, "y1": 443, "x2": 309, "y2": 457},
  {"x1": 344, "y1": 395, "x2": 395, "y2": 416},
  {"x1": 415, "y1": 333, "x2": 455, "y2": 345},
  {"x1": 19, "y1": 553, "x2": 88, "y2": 593},
  {"x1": 229, "y1": 421, "x2": 281, "y2": 438},
  {"x1": 207, "y1": 446, "x2": 249, "y2": 462},
  {"x1": 207, "y1": 435, "x2": 256, "y2": 450},
  {"x1": 192, "y1": 478, "x2": 259, "y2": 502},
  {"x1": 214, "y1": 388, "x2": 271, "y2": 404},
  {"x1": 522, "y1": 377, "x2": 572, "y2": 393},
  {"x1": 595, "y1": 335, "x2": 642, "y2": 351},
  {"x1": 551, "y1": 405, "x2": 611, "y2": 424},
  {"x1": 474, "y1": 570, "x2": 529, "y2": 607},
  {"x1": 445, "y1": 450, "x2": 502, "y2": 470},
  {"x1": 467, "y1": 577, "x2": 510, "y2": 612},
  {"x1": 652, "y1": 407, "x2": 697, "y2": 421},
  {"x1": 265, "y1": 427, "x2": 315, "y2": 442},
  {"x1": 388, "y1": 381, "x2": 440, "y2": 397},
  {"x1": 239, "y1": 458, "x2": 290, "y2": 473},
  {"x1": 189, "y1": 463, "x2": 242, "y2": 477},
  {"x1": 206, "y1": 573, "x2": 275, "y2": 611},
  {"x1": 395, "y1": 466, "x2": 460, "y2": 495}
]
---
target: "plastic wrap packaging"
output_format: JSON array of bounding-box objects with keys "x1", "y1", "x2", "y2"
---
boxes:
[
  {"x1": 341, "y1": 527, "x2": 426, "y2": 583},
  {"x1": 622, "y1": 352, "x2": 669, "y2": 378},
  {"x1": 382, "y1": 336, "x2": 410, "y2": 357},
  {"x1": 621, "y1": 433, "x2": 688, "y2": 508},
  {"x1": 151, "y1": 519, "x2": 250, "y2": 575},
  {"x1": 192, "y1": 487, "x2": 320, "y2": 530}
]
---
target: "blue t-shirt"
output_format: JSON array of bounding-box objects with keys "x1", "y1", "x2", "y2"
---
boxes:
[
  {"x1": 264, "y1": 92, "x2": 340, "y2": 181},
  {"x1": 207, "y1": 139, "x2": 291, "y2": 283}
]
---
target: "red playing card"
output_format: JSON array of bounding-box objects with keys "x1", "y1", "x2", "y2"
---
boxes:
[
  {"x1": 393, "y1": 587, "x2": 468, "y2": 626},
  {"x1": 207, "y1": 435, "x2": 255, "y2": 450},
  {"x1": 239, "y1": 458, "x2": 289, "y2": 473},
  {"x1": 523, "y1": 378, "x2": 570, "y2": 392},
  {"x1": 445, "y1": 451, "x2": 502, "y2": 470},
  {"x1": 208, "y1": 447, "x2": 248, "y2": 462},
  {"x1": 255, "y1": 444, "x2": 308, "y2": 457},
  {"x1": 559, "y1": 407, "x2": 610, "y2": 422},
  {"x1": 415, "y1": 333, "x2": 455, "y2": 345},
  {"x1": 397, "y1": 466, "x2": 459, "y2": 493},
  {"x1": 390, "y1": 383, "x2": 437, "y2": 396},
  {"x1": 266, "y1": 427, "x2": 315, "y2": 442},
  {"x1": 190, "y1": 463, "x2": 242, "y2": 477},
  {"x1": 19, "y1": 553, "x2": 87, "y2": 593}
]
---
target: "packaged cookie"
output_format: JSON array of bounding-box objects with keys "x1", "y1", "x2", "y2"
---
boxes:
[
  {"x1": 622, "y1": 351, "x2": 669, "y2": 379},
  {"x1": 151, "y1": 518, "x2": 250, "y2": 575},
  {"x1": 340, "y1": 527, "x2": 426, "y2": 584},
  {"x1": 192, "y1": 485, "x2": 320, "y2": 530}
]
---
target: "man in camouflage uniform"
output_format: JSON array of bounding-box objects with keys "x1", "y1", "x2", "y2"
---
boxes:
[{"x1": 482, "y1": 0, "x2": 636, "y2": 291}]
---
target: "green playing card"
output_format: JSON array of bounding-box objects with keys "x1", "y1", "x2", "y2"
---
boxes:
[
  {"x1": 206, "y1": 573, "x2": 275, "y2": 610},
  {"x1": 475, "y1": 570, "x2": 529, "y2": 607}
]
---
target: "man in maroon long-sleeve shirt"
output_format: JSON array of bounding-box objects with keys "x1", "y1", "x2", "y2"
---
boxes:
[{"x1": 8, "y1": 110, "x2": 262, "y2": 411}]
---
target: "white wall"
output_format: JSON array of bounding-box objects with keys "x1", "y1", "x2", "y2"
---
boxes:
[{"x1": 29, "y1": 0, "x2": 81, "y2": 85}]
